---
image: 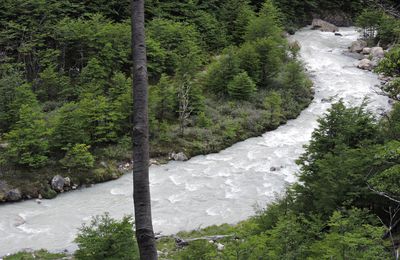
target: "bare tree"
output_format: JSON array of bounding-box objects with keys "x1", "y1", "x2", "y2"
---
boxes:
[
  {"x1": 131, "y1": 0, "x2": 158, "y2": 259},
  {"x1": 178, "y1": 74, "x2": 193, "y2": 137}
]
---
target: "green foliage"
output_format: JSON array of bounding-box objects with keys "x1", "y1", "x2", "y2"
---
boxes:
[
  {"x1": 219, "y1": 0, "x2": 256, "y2": 45},
  {"x1": 310, "y1": 209, "x2": 390, "y2": 259},
  {"x1": 264, "y1": 91, "x2": 283, "y2": 126},
  {"x1": 3, "y1": 105, "x2": 49, "y2": 168},
  {"x1": 227, "y1": 72, "x2": 257, "y2": 100},
  {"x1": 3, "y1": 249, "x2": 66, "y2": 260},
  {"x1": 356, "y1": 9, "x2": 400, "y2": 46},
  {"x1": 376, "y1": 45, "x2": 400, "y2": 77},
  {"x1": 295, "y1": 101, "x2": 381, "y2": 215},
  {"x1": 60, "y1": 144, "x2": 95, "y2": 170},
  {"x1": 245, "y1": 1, "x2": 283, "y2": 42},
  {"x1": 75, "y1": 213, "x2": 139, "y2": 260},
  {"x1": 147, "y1": 19, "x2": 205, "y2": 76},
  {"x1": 0, "y1": 69, "x2": 25, "y2": 132}
]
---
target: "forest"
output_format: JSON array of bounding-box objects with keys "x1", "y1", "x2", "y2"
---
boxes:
[
  {"x1": 0, "y1": 0, "x2": 316, "y2": 201},
  {"x1": 1, "y1": 0, "x2": 400, "y2": 259}
]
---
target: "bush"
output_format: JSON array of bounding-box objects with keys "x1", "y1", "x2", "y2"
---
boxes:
[
  {"x1": 227, "y1": 72, "x2": 257, "y2": 100},
  {"x1": 60, "y1": 144, "x2": 95, "y2": 170},
  {"x1": 376, "y1": 45, "x2": 400, "y2": 76},
  {"x1": 3, "y1": 105, "x2": 50, "y2": 168},
  {"x1": 75, "y1": 213, "x2": 139, "y2": 260}
]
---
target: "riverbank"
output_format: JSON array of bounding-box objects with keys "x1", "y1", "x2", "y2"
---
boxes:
[{"x1": 0, "y1": 87, "x2": 313, "y2": 204}]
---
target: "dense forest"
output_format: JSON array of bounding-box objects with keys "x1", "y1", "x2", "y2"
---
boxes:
[
  {"x1": 1, "y1": 0, "x2": 400, "y2": 259},
  {"x1": 0, "y1": 0, "x2": 317, "y2": 201}
]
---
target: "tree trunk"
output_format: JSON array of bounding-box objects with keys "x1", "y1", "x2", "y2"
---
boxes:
[{"x1": 131, "y1": 0, "x2": 158, "y2": 259}]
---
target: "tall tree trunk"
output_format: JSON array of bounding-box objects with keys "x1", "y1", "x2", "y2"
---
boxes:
[{"x1": 131, "y1": 0, "x2": 158, "y2": 259}]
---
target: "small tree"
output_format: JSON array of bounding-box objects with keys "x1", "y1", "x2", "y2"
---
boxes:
[
  {"x1": 264, "y1": 91, "x2": 283, "y2": 126},
  {"x1": 227, "y1": 71, "x2": 257, "y2": 100},
  {"x1": 4, "y1": 105, "x2": 49, "y2": 168},
  {"x1": 75, "y1": 213, "x2": 139, "y2": 260},
  {"x1": 60, "y1": 144, "x2": 95, "y2": 171}
]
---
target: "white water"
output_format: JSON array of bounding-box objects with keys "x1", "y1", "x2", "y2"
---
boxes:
[{"x1": 0, "y1": 28, "x2": 391, "y2": 256}]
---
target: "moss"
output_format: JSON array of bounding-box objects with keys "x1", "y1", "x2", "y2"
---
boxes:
[{"x1": 41, "y1": 186, "x2": 57, "y2": 200}]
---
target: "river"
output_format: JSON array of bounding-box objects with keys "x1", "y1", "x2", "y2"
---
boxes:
[{"x1": 0, "y1": 27, "x2": 392, "y2": 256}]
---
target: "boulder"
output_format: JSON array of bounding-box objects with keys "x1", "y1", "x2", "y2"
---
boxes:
[
  {"x1": 362, "y1": 47, "x2": 371, "y2": 55},
  {"x1": 51, "y1": 175, "x2": 65, "y2": 192},
  {"x1": 7, "y1": 188, "x2": 22, "y2": 201},
  {"x1": 343, "y1": 51, "x2": 364, "y2": 60},
  {"x1": 371, "y1": 57, "x2": 381, "y2": 68},
  {"x1": 217, "y1": 243, "x2": 225, "y2": 251},
  {"x1": 171, "y1": 152, "x2": 188, "y2": 161},
  {"x1": 64, "y1": 177, "x2": 71, "y2": 188},
  {"x1": 350, "y1": 40, "x2": 367, "y2": 53},
  {"x1": 370, "y1": 47, "x2": 385, "y2": 59},
  {"x1": 334, "y1": 33, "x2": 343, "y2": 36},
  {"x1": 311, "y1": 19, "x2": 338, "y2": 32},
  {"x1": 358, "y1": 59, "x2": 373, "y2": 70}
]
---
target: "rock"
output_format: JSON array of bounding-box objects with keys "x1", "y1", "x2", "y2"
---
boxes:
[
  {"x1": 64, "y1": 177, "x2": 71, "y2": 188},
  {"x1": 350, "y1": 40, "x2": 367, "y2": 53},
  {"x1": 370, "y1": 47, "x2": 385, "y2": 59},
  {"x1": 362, "y1": 47, "x2": 371, "y2": 55},
  {"x1": 334, "y1": 33, "x2": 342, "y2": 36},
  {"x1": 171, "y1": 152, "x2": 188, "y2": 161},
  {"x1": 51, "y1": 175, "x2": 65, "y2": 192},
  {"x1": 217, "y1": 243, "x2": 225, "y2": 251},
  {"x1": 270, "y1": 167, "x2": 278, "y2": 172},
  {"x1": 7, "y1": 188, "x2": 22, "y2": 201},
  {"x1": 100, "y1": 161, "x2": 108, "y2": 168},
  {"x1": 149, "y1": 159, "x2": 160, "y2": 166},
  {"x1": 36, "y1": 199, "x2": 42, "y2": 204},
  {"x1": 371, "y1": 56, "x2": 381, "y2": 68},
  {"x1": 42, "y1": 188, "x2": 57, "y2": 199},
  {"x1": 0, "y1": 192, "x2": 6, "y2": 202},
  {"x1": 311, "y1": 19, "x2": 338, "y2": 32},
  {"x1": 358, "y1": 59, "x2": 373, "y2": 70},
  {"x1": 14, "y1": 215, "x2": 26, "y2": 227},
  {"x1": 72, "y1": 184, "x2": 78, "y2": 190},
  {"x1": 343, "y1": 51, "x2": 364, "y2": 60},
  {"x1": 38, "y1": 194, "x2": 43, "y2": 199}
]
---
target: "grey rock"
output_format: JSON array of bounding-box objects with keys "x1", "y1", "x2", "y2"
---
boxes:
[
  {"x1": 171, "y1": 152, "x2": 188, "y2": 161},
  {"x1": 100, "y1": 161, "x2": 108, "y2": 168},
  {"x1": 358, "y1": 59, "x2": 373, "y2": 70},
  {"x1": 7, "y1": 188, "x2": 22, "y2": 201},
  {"x1": 311, "y1": 19, "x2": 338, "y2": 32},
  {"x1": 51, "y1": 175, "x2": 65, "y2": 192},
  {"x1": 64, "y1": 177, "x2": 71, "y2": 187},
  {"x1": 334, "y1": 32, "x2": 343, "y2": 36},
  {"x1": 343, "y1": 51, "x2": 364, "y2": 60},
  {"x1": 362, "y1": 47, "x2": 371, "y2": 55},
  {"x1": 371, "y1": 47, "x2": 384, "y2": 59},
  {"x1": 350, "y1": 40, "x2": 367, "y2": 53}
]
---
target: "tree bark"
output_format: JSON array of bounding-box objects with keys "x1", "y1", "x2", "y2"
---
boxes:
[{"x1": 131, "y1": 0, "x2": 158, "y2": 259}]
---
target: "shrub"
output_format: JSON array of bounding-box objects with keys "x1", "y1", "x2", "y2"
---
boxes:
[
  {"x1": 60, "y1": 144, "x2": 95, "y2": 170},
  {"x1": 3, "y1": 105, "x2": 50, "y2": 168},
  {"x1": 376, "y1": 45, "x2": 400, "y2": 76},
  {"x1": 227, "y1": 72, "x2": 257, "y2": 100},
  {"x1": 75, "y1": 213, "x2": 139, "y2": 260}
]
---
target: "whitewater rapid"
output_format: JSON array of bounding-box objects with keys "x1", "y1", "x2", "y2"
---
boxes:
[{"x1": 0, "y1": 27, "x2": 391, "y2": 256}]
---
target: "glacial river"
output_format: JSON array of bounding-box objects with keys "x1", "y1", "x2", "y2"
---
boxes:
[{"x1": 0, "y1": 27, "x2": 392, "y2": 256}]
